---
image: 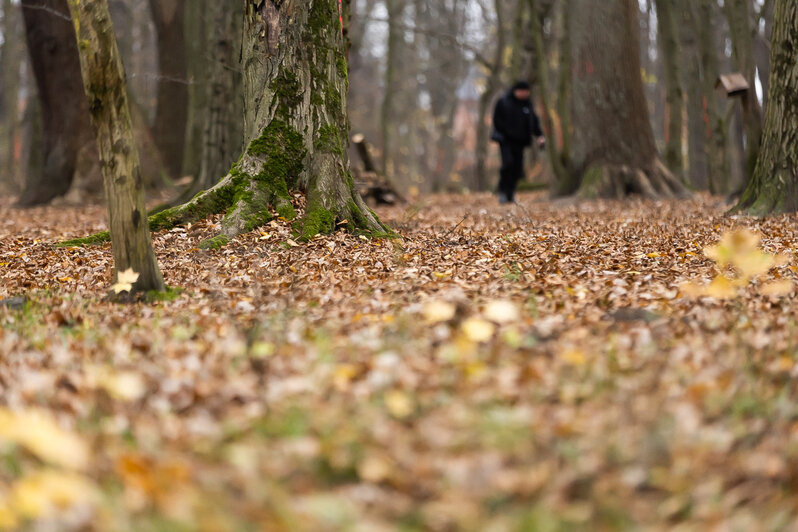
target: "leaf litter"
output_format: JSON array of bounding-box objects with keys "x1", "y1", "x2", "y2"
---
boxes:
[{"x1": 2, "y1": 193, "x2": 798, "y2": 530}]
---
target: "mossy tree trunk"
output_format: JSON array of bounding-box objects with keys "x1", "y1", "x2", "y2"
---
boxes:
[
  {"x1": 143, "y1": 0, "x2": 387, "y2": 248},
  {"x1": 734, "y1": 0, "x2": 798, "y2": 215},
  {"x1": 566, "y1": 0, "x2": 688, "y2": 200},
  {"x1": 67, "y1": 0, "x2": 165, "y2": 293}
]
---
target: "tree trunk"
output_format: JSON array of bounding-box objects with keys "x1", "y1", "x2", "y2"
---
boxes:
[
  {"x1": 167, "y1": 0, "x2": 244, "y2": 207},
  {"x1": 734, "y1": 0, "x2": 798, "y2": 215},
  {"x1": 67, "y1": 0, "x2": 165, "y2": 293},
  {"x1": 529, "y1": 0, "x2": 567, "y2": 186},
  {"x1": 724, "y1": 0, "x2": 763, "y2": 182},
  {"x1": 653, "y1": 0, "x2": 684, "y2": 180},
  {"x1": 675, "y1": 0, "x2": 708, "y2": 190},
  {"x1": 106, "y1": 0, "x2": 386, "y2": 248},
  {"x1": 567, "y1": 0, "x2": 687, "y2": 199},
  {"x1": 690, "y1": 0, "x2": 728, "y2": 194},
  {"x1": 17, "y1": 0, "x2": 98, "y2": 206},
  {"x1": 380, "y1": 0, "x2": 401, "y2": 179},
  {"x1": 148, "y1": 0, "x2": 187, "y2": 179},
  {"x1": 180, "y1": 0, "x2": 207, "y2": 181},
  {"x1": 0, "y1": 0, "x2": 22, "y2": 193}
]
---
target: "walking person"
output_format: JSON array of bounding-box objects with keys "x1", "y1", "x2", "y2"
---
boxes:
[{"x1": 491, "y1": 81, "x2": 546, "y2": 204}]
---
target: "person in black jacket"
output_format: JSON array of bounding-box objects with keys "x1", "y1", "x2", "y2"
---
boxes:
[{"x1": 491, "y1": 81, "x2": 546, "y2": 204}]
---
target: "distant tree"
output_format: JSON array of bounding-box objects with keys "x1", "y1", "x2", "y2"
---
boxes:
[
  {"x1": 735, "y1": 0, "x2": 798, "y2": 215},
  {"x1": 167, "y1": 0, "x2": 243, "y2": 207},
  {"x1": 67, "y1": 0, "x2": 165, "y2": 293},
  {"x1": 724, "y1": 0, "x2": 763, "y2": 182},
  {"x1": 17, "y1": 0, "x2": 97, "y2": 206},
  {"x1": 0, "y1": 0, "x2": 22, "y2": 193},
  {"x1": 563, "y1": 0, "x2": 687, "y2": 199},
  {"x1": 148, "y1": 0, "x2": 188, "y2": 178},
  {"x1": 652, "y1": 0, "x2": 684, "y2": 180}
]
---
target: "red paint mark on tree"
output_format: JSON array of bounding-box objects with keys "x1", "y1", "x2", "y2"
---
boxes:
[
  {"x1": 339, "y1": 0, "x2": 343, "y2": 34},
  {"x1": 586, "y1": 61, "x2": 594, "y2": 75}
]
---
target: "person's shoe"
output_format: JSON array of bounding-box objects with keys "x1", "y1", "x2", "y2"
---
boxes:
[{"x1": 498, "y1": 192, "x2": 511, "y2": 204}]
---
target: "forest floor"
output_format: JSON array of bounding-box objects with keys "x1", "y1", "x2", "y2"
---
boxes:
[{"x1": 3, "y1": 192, "x2": 798, "y2": 530}]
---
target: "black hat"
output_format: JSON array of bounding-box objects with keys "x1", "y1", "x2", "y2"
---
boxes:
[{"x1": 512, "y1": 80, "x2": 531, "y2": 91}]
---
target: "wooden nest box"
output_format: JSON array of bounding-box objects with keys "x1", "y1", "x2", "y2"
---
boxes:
[{"x1": 716, "y1": 73, "x2": 750, "y2": 98}]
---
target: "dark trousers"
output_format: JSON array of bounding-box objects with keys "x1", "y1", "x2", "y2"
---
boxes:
[{"x1": 498, "y1": 143, "x2": 525, "y2": 200}]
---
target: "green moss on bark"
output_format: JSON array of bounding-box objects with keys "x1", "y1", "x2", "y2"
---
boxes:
[
  {"x1": 58, "y1": 231, "x2": 111, "y2": 247},
  {"x1": 199, "y1": 235, "x2": 231, "y2": 250}
]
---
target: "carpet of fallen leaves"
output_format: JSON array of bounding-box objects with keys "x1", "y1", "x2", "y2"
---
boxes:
[{"x1": 3, "y1": 192, "x2": 798, "y2": 531}]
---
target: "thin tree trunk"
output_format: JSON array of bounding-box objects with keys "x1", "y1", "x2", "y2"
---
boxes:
[
  {"x1": 653, "y1": 0, "x2": 684, "y2": 180},
  {"x1": 17, "y1": 0, "x2": 98, "y2": 206},
  {"x1": 735, "y1": 0, "x2": 798, "y2": 214},
  {"x1": 568, "y1": 0, "x2": 688, "y2": 199},
  {"x1": 149, "y1": 0, "x2": 187, "y2": 179},
  {"x1": 67, "y1": 0, "x2": 165, "y2": 293}
]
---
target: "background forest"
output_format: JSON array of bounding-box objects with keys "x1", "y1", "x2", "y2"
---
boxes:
[{"x1": 0, "y1": 0, "x2": 777, "y2": 203}]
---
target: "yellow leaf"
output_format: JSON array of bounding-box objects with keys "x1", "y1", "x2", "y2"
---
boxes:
[
  {"x1": 647, "y1": 252, "x2": 661, "y2": 258},
  {"x1": 760, "y1": 280, "x2": 794, "y2": 297},
  {"x1": 423, "y1": 300, "x2": 456, "y2": 324},
  {"x1": 250, "y1": 341, "x2": 275, "y2": 358},
  {"x1": 704, "y1": 275, "x2": 738, "y2": 299},
  {"x1": 0, "y1": 409, "x2": 90, "y2": 471},
  {"x1": 461, "y1": 318, "x2": 495, "y2": 342},
  {"x1": 10, "y1": 470, "x2": 98, "y2": 520},
  {"x1": 561, "y1": 349, "x2": 587, "y2": 366},
  {"x1": 111, "y1": 268, "x2": 139, "y2": 294},
  {"x1": 384, "y1": 390, "x2": 414, "y2": 419},
  {"x1": 88, "y1": 367, "x2": 146, "y2": 402}
]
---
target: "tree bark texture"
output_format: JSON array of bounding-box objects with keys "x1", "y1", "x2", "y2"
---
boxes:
[
  {"x1": 67, "y1": 0, "x2": 165, "y2": 292},
  {"x1": 17, "y1": 0, "x2": 98, "y2": 206},
  {"x1": 148, "y1": 0, "x2": 187, "y2": 178},
  {"x1": 567, "y1": 0, "x2": 687, "y2": 199},
  {"x1": 735, "y1": 0, "x2": 798, "y2": 215}
]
